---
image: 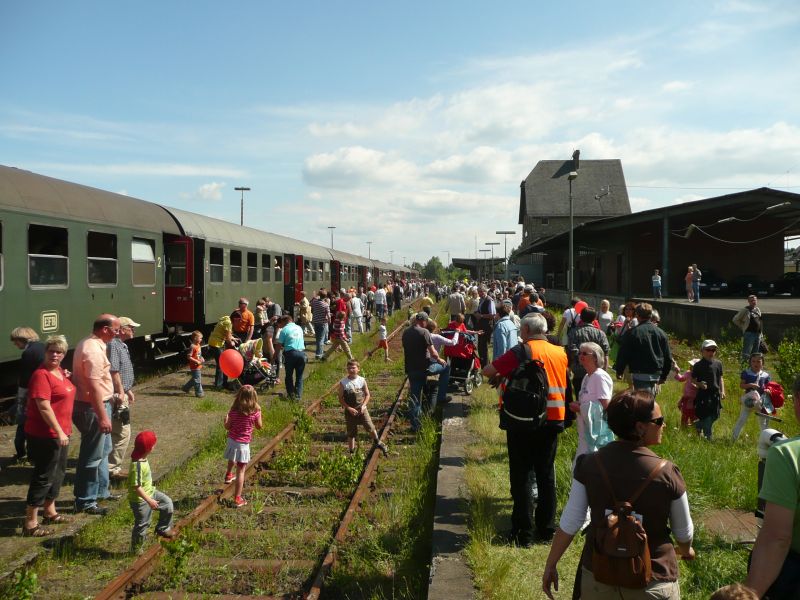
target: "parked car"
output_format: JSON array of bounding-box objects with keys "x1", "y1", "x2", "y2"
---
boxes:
[
  {"x1": 698, "y1": 269, "x2": 728, "y2": 296},
  {"x1": 772, "y1": 272, "x2": 800, "y2": 296},
  {"x1": 728, "y1": 274, "x2": 774, "y2": 297}
]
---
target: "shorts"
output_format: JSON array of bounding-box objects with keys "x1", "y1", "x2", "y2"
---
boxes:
[
  {"x1": 378, "y1": 339, "x2": 389, "y2": 349},
  {"x1": 224, "y1": 438, "x2": 251, "y2": 464},
  {"x1": 344, "y1": 406, "x2": 376, "y2": 438}
]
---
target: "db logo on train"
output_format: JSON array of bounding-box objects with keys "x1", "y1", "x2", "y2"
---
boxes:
[{"x1": 41, "y1": 311, "x2": 59, "y2": 333}]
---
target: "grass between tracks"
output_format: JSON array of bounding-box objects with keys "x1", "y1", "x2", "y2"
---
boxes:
[
  {"x1": 465, "y1": 310, "x2": 800, "y2": 600},
  {"x1": 0, "y1": 302, "x2": 441, "y2": 598}
]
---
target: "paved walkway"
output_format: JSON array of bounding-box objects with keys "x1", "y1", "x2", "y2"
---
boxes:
[
  {"x1": 428, "y1": 394, "x2": 475, "y2": 600},
  {"x1": 698, "y1": 508, "x2": 759, "y2": 544}
]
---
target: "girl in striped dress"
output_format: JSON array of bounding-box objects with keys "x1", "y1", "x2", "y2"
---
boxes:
[{"x1": 223, "y1": 385, "x2": 262, "y2": 507}]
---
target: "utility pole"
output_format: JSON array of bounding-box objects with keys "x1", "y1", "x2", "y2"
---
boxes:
[{"x1": 235, "y1": 186, "x2": 250, "y2": 226}]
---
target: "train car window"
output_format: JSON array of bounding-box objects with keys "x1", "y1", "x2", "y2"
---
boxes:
[
  {"x1": 274, "y1": 256, "x2": 282, "y2": 273},
  {"x1": 323, "y1": 261, "x2": 330, "y2": 276},
  {"x1": 0, "y1": 221, "x2": 3, "y2": 290},
  {"x1": 247, "y1": 252, "x2": 258, "y2": 283},
  {"x1": 164, "y1": 243, "x2": 186, "y2": 287},
  {"x1": 29, "y1": 224, "x2": 68, "y2": 288},
  {"x1": 87, "y1": 231, "x2": 118, "y2": 286},
  {"x1": 262, "y1": 254, "x2": 271, "y2": 282},
  {"x1": 131, "y1": 238, "x2": 156, "y2": 286},
  {"x1": 304, "y1": 259, "x2": 311, "y2": 282},
  {"x1": 209, "y1": 247, "x2": 223, "y2": 283},
  {"x1": 311, "y1": 260, "x2": 318, "y2": 282},
  {"x1": 230, "y1": 250, "x2": 242, "y2": 282}
]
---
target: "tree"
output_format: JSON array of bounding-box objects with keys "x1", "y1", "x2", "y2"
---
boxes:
[{"x1": 422, "y1": 256, "x2": 446, "y2": 282}]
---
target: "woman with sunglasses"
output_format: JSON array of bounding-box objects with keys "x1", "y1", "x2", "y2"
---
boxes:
[
  {"x1": 22, "y1": 335, "x2": 75, "y2": 536},
  {"x1": 570, "y1": 342, "x2": 614, "y2": 462},
  {"x1": 692, "y1": 339, "x2": 726, "y2": 440},
  {"x1": 543, "y1": 389, "x2": 695, "y2": 599}
]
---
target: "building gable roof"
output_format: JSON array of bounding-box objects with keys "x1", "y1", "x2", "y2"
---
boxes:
[{"x1": 518, "y1": 159, "x2": 631, "y2": 222}]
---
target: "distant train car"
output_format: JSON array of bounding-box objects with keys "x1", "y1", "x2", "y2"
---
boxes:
[
  {"x1": 161, "y1": 208, "x2": 333, "y2": 331},
  {"x1": 0, "y1": 165, "x2": 176, "y2": 373},
  {"x1": 329, "y1": 248, "x2": 373, "y2": 292}
]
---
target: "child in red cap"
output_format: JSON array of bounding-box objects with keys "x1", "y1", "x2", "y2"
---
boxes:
[{"x1": 128, "y1": 430, "x2": 175, "y2": 553}]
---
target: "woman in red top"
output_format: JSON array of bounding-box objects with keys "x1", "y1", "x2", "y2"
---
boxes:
[{"x1": 23, "y1": 335, "x2": 75, "y2": 537}]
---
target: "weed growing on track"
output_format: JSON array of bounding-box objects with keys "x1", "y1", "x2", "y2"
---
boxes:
[
  {"x1": 0, "y1": 568, "x2": 38, "y2": 600},
  {"x1": 465, "y1": 310, "x2": 799, "y2": 599},
  {"x1": 325, "y1": 415, "x2": 440, "y2": 598},
  {"x1": 318, "y1": 447, "x2": 366, "y2": 492}
]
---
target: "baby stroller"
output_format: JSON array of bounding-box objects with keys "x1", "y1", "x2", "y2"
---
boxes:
[
  {"x1": 441, "y1": 330, "x2": 483, "y2": 394},
  {"x1": 233, "y1": 338, "x2": 278, "y2": 391}
]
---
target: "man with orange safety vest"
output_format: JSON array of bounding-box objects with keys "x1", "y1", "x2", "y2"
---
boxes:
[{"x1": 482, "y1": 312, "x2": 572, "y2": 547}]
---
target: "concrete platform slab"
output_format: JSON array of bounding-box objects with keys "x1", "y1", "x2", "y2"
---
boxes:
[{"x1": 428, "y1": 395, "x2": 475, "y2": 600}]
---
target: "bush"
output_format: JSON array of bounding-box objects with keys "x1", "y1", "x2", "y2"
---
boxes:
[{"x1": 775, "y1": 328, "x2": 800, "y2": 389}]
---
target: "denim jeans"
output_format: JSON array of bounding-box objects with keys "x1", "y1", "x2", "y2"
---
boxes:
[
  {"x1": 99, "y1": 421, "x2": 112, "y2": 500},
  {"x1": 283, "y1": 349, "x2": 307, "y2": 400},
  {"x1": 742, "y1": 331, "x2": 761, "y2": 363},
  {"x1": 695, "y1": 414, "x2": 717, "y2": 439},
  {"x1": 692, "y1": 281, "x2": 700, "y2": 302},
  {"x1": 182, "y1": 370, "x2": 204, "y2": 396},
  {"x1": 376, "y1": 304, "x2": 386, "y2": 319},
  {"x1": 130, "y1": 489, "x2": 173, "y2": 549},
  {"x1": 313, "y1": 323, "x2": 328, "y2": 358},
  {"x1": 209, "y1": 346, "x2": 229, "y2": 388},
  {"x1": 73, "y1": 400, "x2": 112, "y2": 510},
  {"x1": 406, "y1": 362, "x2": 451, "y2": 430},
  {"x1": 652, "y1": 285, "x2": 661, "y2": 299}
]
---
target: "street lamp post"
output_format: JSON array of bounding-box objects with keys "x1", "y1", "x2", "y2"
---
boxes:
[
  {"x1": 568, "y1": 170, "x2": 578, "y2": 299},
  {"x1": 389, "y1": 250, "x2": 394, "y2": 263},
  {"x1": 366, "y1": 241, "x2": 372, "y2": 259},
  {"x1": 479, "y1": 249, "x2": 490, "y2": 282},
  {"x1": 441, "y1": 250, "x2": 450, "y2": 268},
  {"x1": 234, "y1": 186, "x2": 251, "y2": 226},
  {"x1": 496, "y1": 230, "x2": 515, "y2": 280},
  {"x1": 485, "y1": 242, "x2": 500, "y2": 281},
  {"x1": 328, "y1": 226, "x2": 336, "y2": 249}
]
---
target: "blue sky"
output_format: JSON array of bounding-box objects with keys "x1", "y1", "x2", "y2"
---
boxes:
[{"x1": 2, "y1": 1, "x2": 799, "y2": 265}]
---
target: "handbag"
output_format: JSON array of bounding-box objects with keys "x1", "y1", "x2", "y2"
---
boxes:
[{"x1": 758, "y1": 336, "x2": 770, "y2": 354}]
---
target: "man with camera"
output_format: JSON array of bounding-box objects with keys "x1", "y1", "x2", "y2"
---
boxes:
[{"x1": 107, "y1": 316, "x2": 138, "y2": 482}]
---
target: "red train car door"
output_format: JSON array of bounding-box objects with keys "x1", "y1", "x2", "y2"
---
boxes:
[
  {"x1": 331, "y1": 260, "x2": 341, "y2": 292},
  {"x1": 283, "y1": 254, "x2": 304, "y2": 309},
  {"x1": 358, "y1": 266, "x2": 367, "y2": 290},
  {"x1": 164, "y1": 236, "x2": 194, "y2": 325}
]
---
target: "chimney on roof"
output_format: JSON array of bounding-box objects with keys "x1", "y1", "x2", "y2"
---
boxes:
[{"x1": 572, "y1": 149, "x2": 580, "y2": 171}]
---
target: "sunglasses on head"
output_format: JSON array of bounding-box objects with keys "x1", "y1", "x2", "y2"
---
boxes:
[{"x1": 704, "y1": 347, "x2": 717, "y2": 353}]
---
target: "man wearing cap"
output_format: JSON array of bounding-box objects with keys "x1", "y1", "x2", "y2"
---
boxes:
[
  {"x1": 613, "y1": 303, "x2": 672, "y2": 396},
  {"x1": 232, "y1": 298, "x2": 255, "y2": 344},
  {"x1": 692, "y1": 339, "x2": 726, "y2": 439},
  {"x1": 72, "y1": 314, "x2": 119, "y2": 515},
  {"x1": 402, "y1": 312, "x2": 451, "y2": 431},
  {"x1": 107, "y1": 317, "x2": 139, "y2": 482}
]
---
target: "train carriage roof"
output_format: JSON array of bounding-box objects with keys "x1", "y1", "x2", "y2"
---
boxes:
[
  {"x1": 163, "y1": 206, "x2": 331, "y2": 259},
  {"x1": 328, "y1": 248, "x2": 373, "y2": 267},
  {"x1": 0, "y1": 165, "x2": 181, "y2": 234}
]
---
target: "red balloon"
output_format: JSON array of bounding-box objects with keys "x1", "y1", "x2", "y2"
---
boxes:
[
  {"x1": 574, "y1": 301, "x2": 588, "y2": 318},
  {"x1": 219, "y1": 349, "x2": 244, "y2": 378}
]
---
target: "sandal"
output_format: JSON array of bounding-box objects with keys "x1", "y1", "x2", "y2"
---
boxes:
[
  {"x1": 22, "y1": 524, "x2": 53, "y2": 537},
  {"x1": 42, "y1": 514, "x2": 71, "y2": 525}
]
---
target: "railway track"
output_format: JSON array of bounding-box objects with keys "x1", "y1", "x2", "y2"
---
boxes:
[{"x1": 93, "y1": 304, "x2": 436, "y2": 599}]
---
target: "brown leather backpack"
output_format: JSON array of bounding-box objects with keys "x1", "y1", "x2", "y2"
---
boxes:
[{"x1": 591, "y1": 454, "x2": 667, "y2": 589}]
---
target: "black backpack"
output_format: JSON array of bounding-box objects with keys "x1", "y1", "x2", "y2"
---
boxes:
[{"x1": 499, "y1": 343, "x2": 549, "y2": 431}]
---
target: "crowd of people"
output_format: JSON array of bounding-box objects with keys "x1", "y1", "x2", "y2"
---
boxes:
[
  {"x1": 423, "y1": 275, "x2": 794, "y2": 599},
  {"x1": 5, "y1": 269, "x2": 798, "y2": 596}
]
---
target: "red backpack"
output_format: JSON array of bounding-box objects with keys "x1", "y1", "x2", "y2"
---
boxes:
[{"x1": 765, "y1": 381, "x2": 785, "y2": 409}]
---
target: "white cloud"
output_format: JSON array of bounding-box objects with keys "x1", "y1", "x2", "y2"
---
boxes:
[
  {"x1": 303, "y1": 146, "x2": 418, "y2": 188},
  {"x1": 196, "y1": 181, "x2": 226, "y2": 201},
  {"x1": 662, "y1": 81, "x2": 692, "y2": 92}
]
